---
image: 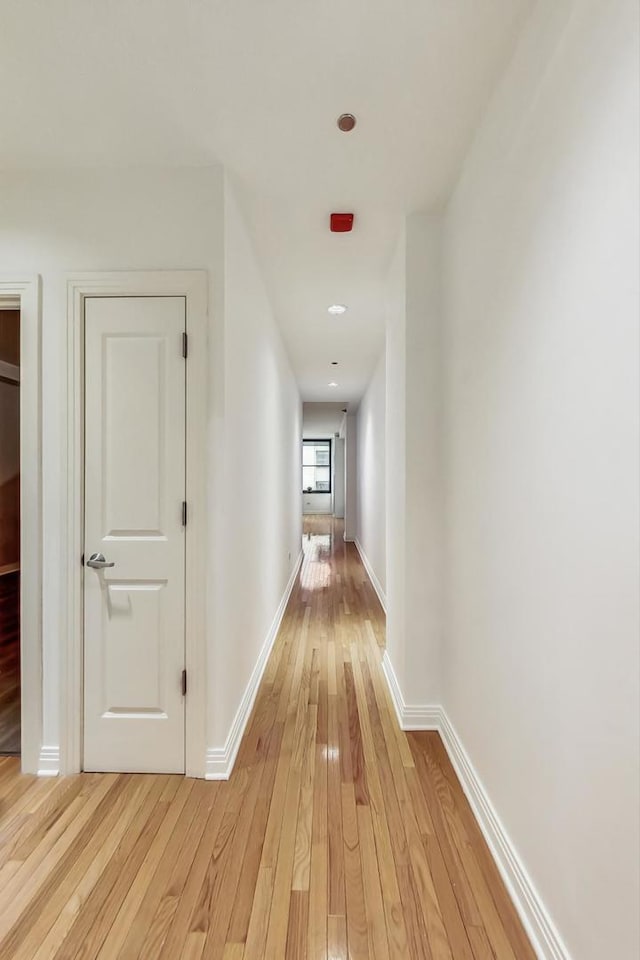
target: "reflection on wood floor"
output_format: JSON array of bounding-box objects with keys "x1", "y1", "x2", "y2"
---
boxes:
[
  {"x1": 0, "y1": 516, "x2": 534, "y2": 959},
  {"x1": 0, "y1": 570, "x2": 20, "y2": 754}
]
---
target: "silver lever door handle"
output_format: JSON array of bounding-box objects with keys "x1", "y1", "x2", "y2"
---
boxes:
[{"x1": 87, "y1": 552, "x2": 115, "y2": 569}]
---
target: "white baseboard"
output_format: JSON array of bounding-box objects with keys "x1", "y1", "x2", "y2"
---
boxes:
[
  {"x1": 380, "y1": 650, "x2": 570, "y2": 960},
  {"x1": 205, "y1": 551, "x2": 303, "y2": 780},
  {"x1": 438, "y1": 712, "x2": 570, "y2": 960},
  {"x1": 37, "y1": 745, "x2": 60, "y2": 777},
  {"x1": 381, "y1": 651, "x2": 439, "y2": 729},
  {"x1": 354, "y1": 539, "x2": 387, "y2": 613}
]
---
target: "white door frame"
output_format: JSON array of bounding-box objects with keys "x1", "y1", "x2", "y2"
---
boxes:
[
  {"x1": 0, "y1": 276, "x2": 42, "y2": 774},
  {"x1": 64, "y1": 271, "x2": 208, "y2": 778}
]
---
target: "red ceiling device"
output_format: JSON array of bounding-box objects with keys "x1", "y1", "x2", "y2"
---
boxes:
[{"x1": 330, "y1": 212, "x2": 354, "y2": 233}]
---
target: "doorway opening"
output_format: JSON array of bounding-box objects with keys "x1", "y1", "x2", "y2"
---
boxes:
[
  {"x1": 301, "y1": 402, "x2": 352, "y2": 554},
  {"x1": 0, "y1": 306, "x2": 20, "y2": 755}
]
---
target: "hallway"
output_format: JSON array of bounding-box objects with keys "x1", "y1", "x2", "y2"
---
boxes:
[{"x1": 0, "y1": 516, "x2": 533, "y2": 959}]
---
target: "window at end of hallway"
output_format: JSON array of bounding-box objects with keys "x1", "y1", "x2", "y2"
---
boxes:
[{"x1": 302, "y1": 439, "x2": 331, "y2": 493}]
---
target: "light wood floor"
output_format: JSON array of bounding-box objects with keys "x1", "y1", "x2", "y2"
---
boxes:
[{"x1": 0, "y1": 517, "x2": 535, "y2": 959}]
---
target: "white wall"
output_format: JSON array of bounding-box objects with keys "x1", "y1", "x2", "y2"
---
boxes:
[
  {"x1": 385, "y1": 215, "x2": 443, "y2": 704},
  {"x1": 333, "y1": 437, "x2": 345, "y2": 519},
  {"x1": 405, "y1": 214, "x2": 443, "y2": 705},
  {"x1": 0, "y1": 167, "x2": 224, "y2": 757},
  {"x1": 210, "y1": 177, "x2": 302, "y2": 749},
  {"x1": 356, "y1": 350, "x2": 386, "y2": 599},
  {"x1": 343, "y1": 413, "x2": 358, "y2": 541},
  {"x1": 302, "y1": 492, "x2": 332, "y2": 515},
  {"x1": 442, "y1": 2, "x2": 640, "y2": 958},
  {"x1": 385, "y1": 234, "x2": 407, "y2": 681},
  {"x1": 0, "y1": 167, "x2": 302, "y2": 772}
]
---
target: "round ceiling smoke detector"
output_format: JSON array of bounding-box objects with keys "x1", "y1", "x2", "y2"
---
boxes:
[
  {"x1": 328, "y1": 304, "x2": 347, "y2": 315},
  {"x1": 337, "y1": 113, "x2": 356, "y2": 132}
]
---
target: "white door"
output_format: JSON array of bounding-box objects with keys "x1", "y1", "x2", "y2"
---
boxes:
[{"x1": 83, "y1": 296, "x2": 186, "y2": 773}]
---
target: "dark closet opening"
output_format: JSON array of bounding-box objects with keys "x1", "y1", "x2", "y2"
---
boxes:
[{"x1": 0, "y1": 308, "x2": 20, "y2": 754}]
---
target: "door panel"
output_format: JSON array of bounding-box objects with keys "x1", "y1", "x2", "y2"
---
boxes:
[
  {"x1": 103, "y1": 335, "x2": 167, "y2": 536},
  {"x1": 83, "y1": 296, "x2": 186, "y2": 773},
  {"x1": 101, "y1": 581, "x2": 168, "y2": 715}
]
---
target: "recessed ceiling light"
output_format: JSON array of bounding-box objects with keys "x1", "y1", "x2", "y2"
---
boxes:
[
  {"x1": 328, "y1": 381, "x2": 338, "y2": 388},
  {"x1": 337, "y1": 113, "x2": 357, "y2": 132},
  {"x1": 328, "y1": 304, "x2": 347, "y2": 315}
]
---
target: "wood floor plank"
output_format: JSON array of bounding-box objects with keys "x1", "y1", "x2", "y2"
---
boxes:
[
  {"x1": 328, "y1": 914, "x2": 347, "y2": 960},
  {"x1": 0, "y1": 774, "x2": 44, "y2": 830},
  {"x1": 306, "y1": 740, "x2": 328, "y2": 960},
  {"x1": 225, "y1": 723, "x2": 285, "y2": 943},
  {"x1": 395, "y1": 861, "x2": 434, "y2": 960},
  {"x1": 39, "y1": 775, "x2": 174, "y2": 960},
  {"x1": 412, "y1": 733, "x2": 537, "y2": 960},
  {"x1": 285, "y1": 889, "x2": 309, "y2": 960},
  {"x1": 243, "y1": 865, "x2": 273, "y2": 959},
  {"x1": 263, "y1": 692, "x2": 315, "y2": 958},
  {"x1": 182, "y1": 768, "x2": 253, "y2": 960},
  {"x1": 408, "y1": 738, "x2": 485, "y2": 931},
  {"x1": 140, "y1": 779, "x2": 226, "y2": 960},
  {"x1": 221, "y1": 945, "x2": 244, "y2": 960},
  {"x1": 137, "y1": 781, "x2": 218, "y2": 960},
  {"x1": 291, "y1": 704, "x2": 318, "y2": 891},
  {"x1": 0, "y1": 777, "x2": 72, "y2": 866},
  {"x1": 0, "y1": 775, "x2": 123, "y2": 944},
  {"x1": 118, "y1": 780, "x2": 215, "y2": 959},
  {"x1": 348, "y1": 658, "x2": 409, "y2": 960},
  {"x1": 341, "y1": 781, "x2": 369, "y2": 960},
  {"x1": 11, "y1": 778, "x2": 166, "y2": 960},
  {"x1": 343, "y1": 662, "x2": 368, "y2": 806},
  {"x1": 179, "y1": 931, "x2": 206, "y2": 960},
  {"x1": 357, "y1": 804, "x2": 390, "y2": 960},
  {"x1": 95, "y1": 778, "x2": 196, "y2": 960},
  {"x1": 0, "y1": 516, "x2": 535, "y2": 960},
  {"x1": 327, "y1": 689, "x2": 346, "y2": 918}
]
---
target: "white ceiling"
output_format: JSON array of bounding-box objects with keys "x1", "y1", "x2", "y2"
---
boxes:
[{"x1": 0, "y1": 0, "x2": 530, "y2": 402}]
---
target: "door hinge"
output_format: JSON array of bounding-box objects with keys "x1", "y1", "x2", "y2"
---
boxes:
[
  {"x1": 181, "y1": 669, "x2": 187, "y2": 696},
  {"x1": 182, "y1": 332, "x2": 188, "y2": 358},
  {"x1": 182, "y1": 501, "x2": 188, "y2": 526}
]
